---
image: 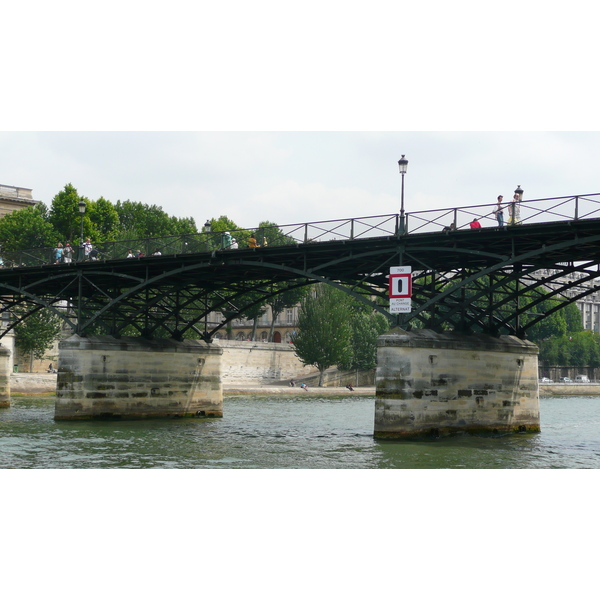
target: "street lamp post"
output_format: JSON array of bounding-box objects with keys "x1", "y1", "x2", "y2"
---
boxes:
[
  {"x1": 398, "y1": 155, "x2": 409, "y2": 235},
  {"x1": 512, "y1": 185, "x2": 523, "y2": 225},
  {"x1": 78, "y1": 200, "x2": 86, "y2": 261},
  {"x1": 204, "y1": 219, "x2": 212, "y2": 251}
]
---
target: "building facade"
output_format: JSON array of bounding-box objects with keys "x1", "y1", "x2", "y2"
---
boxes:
[
  {"x1": 534, "y1": 268, "x2": 600, "y2": 333},
  {"x1": 0, "y1": 184, "x2": 39, "y2": 217},
  {"x1": 210, "y1": 305, "x2": 300, "y2": 343}
]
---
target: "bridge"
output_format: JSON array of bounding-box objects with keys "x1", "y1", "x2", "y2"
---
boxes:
[
  {"x1": 1, "y1": 192, "x2": 600, "y2": 340},
  {"x1": 1, "y1": 191, "x2": 600, "y2": 434}
]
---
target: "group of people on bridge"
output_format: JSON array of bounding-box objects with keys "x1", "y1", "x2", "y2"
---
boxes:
[
  {"x1": 493, "y1": 191, "x2": 522, "y2": 227},
  {"x1": 443, "y1": 187, "x2": 524, "y2": 232},
  {"x1": 222, "y1": 232, "x2": 268, "y2": 250},
  {"x1": 47, "y1": 230, "x2": 271, "y2": 266},
  {"x1": 53, "y1": 238, "x2": 97, "y2": 263}
]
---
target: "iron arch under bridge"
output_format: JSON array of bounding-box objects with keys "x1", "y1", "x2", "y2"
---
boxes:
[{"x1": 2, "y1": 193, "x2": 600, "y2": 341}]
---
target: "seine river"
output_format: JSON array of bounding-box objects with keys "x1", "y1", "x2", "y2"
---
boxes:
[{"x1": 1, "y1": 393, "x2": 599, "y2": 468}]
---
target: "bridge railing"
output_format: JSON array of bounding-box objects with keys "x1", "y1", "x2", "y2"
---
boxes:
[
  {"x1": 0, "y1": 214, "x2": 402, "y2": 267},
  {"x1": 406, "y1": 193, "x2": 600, "y2": 233},
  {"x1": 1, "y1": 193, "x2": 600, "y2": 268}
]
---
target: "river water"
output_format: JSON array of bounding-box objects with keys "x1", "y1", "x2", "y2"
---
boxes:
[{"x1": 1, "y1": 393, "x2": 599, "y2": 468}]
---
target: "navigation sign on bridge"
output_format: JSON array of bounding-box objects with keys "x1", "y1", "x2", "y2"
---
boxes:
[{"x1": 389, "y1": 266, "x2": 412, "y2": 313}]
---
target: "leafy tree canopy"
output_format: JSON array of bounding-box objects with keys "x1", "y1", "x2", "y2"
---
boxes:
[
  {"x1": 0, "y1": 204, "x2": 57, "y2": 253},
  {"x1": 255, "y1": 220, "x2": 294, "y2": 248},
  {"x1": 293, "y1": 284, "x2": 354, "y2": 385},
  {"x1": 114, "y1": 200, "x2": 197, "y2": 240},
  {"x1": 48, "y1": 183, "x2": 91, "y2": 244},
  {"x1": 14, "y1": 306, "x2": 64, "y2": 369}
]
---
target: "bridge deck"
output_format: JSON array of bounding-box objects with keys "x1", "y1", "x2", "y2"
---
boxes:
[
  {"x1": 2, "y1": 218, "x2": 600, "y2": 294},
  {"x1": 1, "y1": 213, "x2": 600, "y2": 339}
]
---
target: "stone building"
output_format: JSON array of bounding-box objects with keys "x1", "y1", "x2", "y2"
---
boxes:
[
  {"x1": 0, "y1": 184, "x2": 39, "y2": 217},
  {"x1": 207, "y1": 305, "x2": 299, "y2": 343},
  {"x1": 534, "y1": 268, "x2": 600, "y2": 333}
]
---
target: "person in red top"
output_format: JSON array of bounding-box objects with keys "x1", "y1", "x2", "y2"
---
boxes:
[{"x1": 470, "y1": 218, "x2": 482, "y2": 229}]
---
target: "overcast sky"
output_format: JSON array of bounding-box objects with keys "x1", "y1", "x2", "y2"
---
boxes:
[
  {"x1": 3, "y1": 1, "x2": 600, "y2": 234},
  {"x1": 2, "y1": 131, "x2": 600, "y2": 230}
]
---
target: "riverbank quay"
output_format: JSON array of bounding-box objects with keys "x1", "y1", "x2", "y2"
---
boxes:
[
  {"x1": 224, "y1": 384, "x2": 375, "y2": 396},
  {"x1": 11, "y1": 374, "x2": 600, "y2": 398},
  {"x1": 8, "y1": 373, "x2": 375, "y2": 397},
  {"x1": 539, "y1": 383, "x2": 600, "y2": 395},
  {"x1": 10, "y1": 373, "x2": 57, "y2": 395}
]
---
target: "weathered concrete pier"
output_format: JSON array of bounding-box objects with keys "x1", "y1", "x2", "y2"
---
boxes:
[
  {"x1": 375, "y1": 328, "x2": 540, "y2": 438},
  {"x1": 55, "y1": 335, "x2": 223, "y2": 420}
]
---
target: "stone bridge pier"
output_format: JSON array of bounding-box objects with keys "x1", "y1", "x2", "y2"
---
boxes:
[
  {"x1": 0, "y1": 345, "x2": 11, "y2": 408},
  {"x1": 375, "y1": 329, "x2": 540, "y2": 439},
  {"x1": 55, "y1": 335, "x2": 223, "y2": 420}
]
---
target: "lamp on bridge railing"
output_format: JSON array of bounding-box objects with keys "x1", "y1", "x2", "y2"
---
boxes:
[
  {"x1": 78, "y1": 200, "x2": 86, "y2": 259},
  {"x1": 398, "y1": 155, "x2": 409, "y2": 235},
  {"x1": 203, "y1": 220, "x2": 212, "y2": 251},
  {"x1": 511, "y1": 185, "x2": 523, "y2": 225}
]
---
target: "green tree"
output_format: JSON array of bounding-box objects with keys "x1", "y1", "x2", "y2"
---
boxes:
[
  {"x1": 114, "y1": 200, "x2": 198, "y2": 239},
  {"x1": 255, "y1": 220, "x2": 294, "y2": 248},
  {"x1": 523, "y1": 297, "x2": 568, "y2": 343},
  {"x1": 49, "y1": 183, "x2": 92, "y2": 244},
  {"x1": 207, "y1": 216, "x2": 245, "y2": 250},
  {"x1": 292, "y1": 285, "x2": 353, "y2": 386},
  {"x1": 564, "y1": 302, "x2": 584, "y2": 334},
  {"x1": 87, "y1": 196, "x2": 120, "y2": 243},
  {"x1": 266, "y1": 284, "x2": 309, "y2": 342},
  {"x1": 0, "y1": 204, "x2": 57, "y2": 253},
  {"x1": 338, "y1": 306, "x2": 390, "y2": 372},
  {"x1": 14, "y1": 307, "x2": 64, "y2": 371}
]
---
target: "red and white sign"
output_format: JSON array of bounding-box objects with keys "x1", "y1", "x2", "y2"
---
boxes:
[{"x1": 389, "y1": 266, "x2": 412, "y2": 313}]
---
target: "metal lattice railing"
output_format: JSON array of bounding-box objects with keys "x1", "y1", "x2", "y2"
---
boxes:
[{"x1": 1, "y1": 193, "x2": 600, "y2": 269}]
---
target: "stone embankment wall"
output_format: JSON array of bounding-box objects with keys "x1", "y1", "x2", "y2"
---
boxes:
[
  {"x1": 539, "y1": 383, "x2": 600, "y2": 395},
  {"x1": 8, "y1": 339, "x2": 368, "y2": 395},
  {"x1": 216, "y1": 340, "x2": 319, "y2": 383},
  {"x1": 11, "y1": 373, "x2": 57, "y2": 394}
]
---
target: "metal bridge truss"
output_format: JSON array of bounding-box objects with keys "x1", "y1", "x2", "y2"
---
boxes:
[{"x1": 2, "y1": 206, "x2": 600, "y2": 341}]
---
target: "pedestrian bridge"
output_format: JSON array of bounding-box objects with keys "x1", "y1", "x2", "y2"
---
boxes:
[
  {"x1": 1, "y1": 192, "x2": 600, "y2": 341},
  {"x1": 2, "y1": 191, "x2": 600, "y2": 432}
]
